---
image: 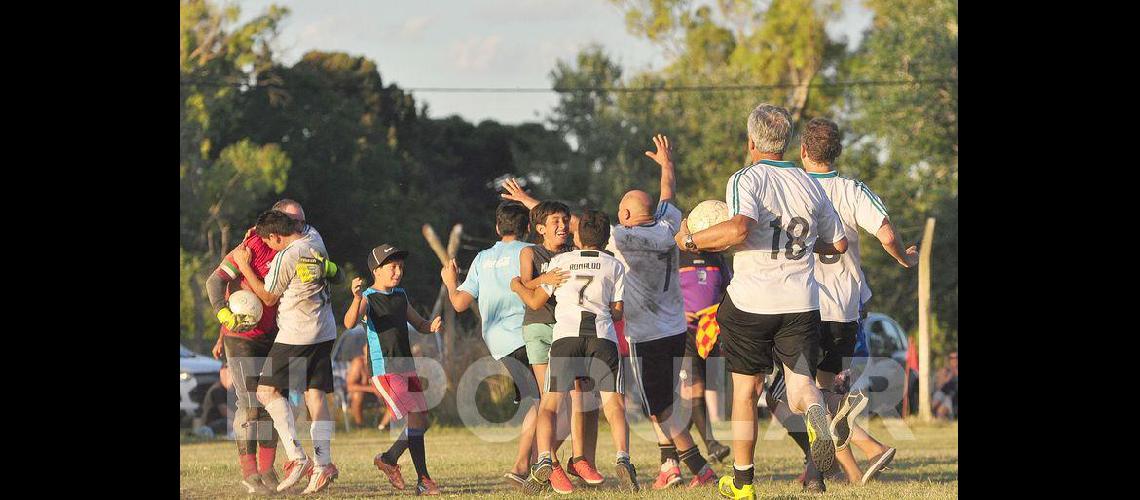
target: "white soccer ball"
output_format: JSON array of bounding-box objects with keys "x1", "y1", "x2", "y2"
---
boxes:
[
  {"x1": 228, "y1": 289, "x2": 264, "y2": 323},
  {"x1": 687, "y1": 200, "x2": 731, "y2": 233}
]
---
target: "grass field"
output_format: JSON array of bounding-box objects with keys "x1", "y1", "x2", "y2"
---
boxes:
[{"x1": 181, "y1": 418, "x2": 956, "y2": 498}]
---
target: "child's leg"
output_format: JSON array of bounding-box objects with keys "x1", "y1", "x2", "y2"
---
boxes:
[
  {"x1": 304, "y1": 388, "x2": 334, "y2": 467},
  {"x1": 407, "y1": 411, "x2": 431, "y2": 480},
  {"x1": 600, "y1": 391, "x2": 628, "y2": 455},
  {"x1": 536, "y1": 391, "x2": 563, "y2": 458}
]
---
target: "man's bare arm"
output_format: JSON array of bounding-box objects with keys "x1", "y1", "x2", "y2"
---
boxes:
[
  {"x1": 674, "y1": 214, "x2": 752, "y2": 252},
  {"x1": 644, "y1": 134, "x2": 676, "y2": 205},
  {"x1": 500, "y1": 178, "x2": 541, "y2": 210},
  {"x1": 875, "y1": 219, "x2": 919, "y2": 268},
  {"x1": 510, "y1": 277, "x2": 552, "y2": 310}
]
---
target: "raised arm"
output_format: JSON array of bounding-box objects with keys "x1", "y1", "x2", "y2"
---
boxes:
[
  {"x1": 343, "y1": 277, "x2": 369, "y2": 329},
  {"x1": 500, "y1": 178, "x2": 541, "y2": 210},
  {"x1": 644, "y1": 134, "x2": 676, "y2": 205},
  {"x1": 441, "y1": 258, "x2": 476, "y2": 312}
]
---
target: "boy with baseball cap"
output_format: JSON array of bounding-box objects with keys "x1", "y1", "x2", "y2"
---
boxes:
[{"x1": 344, "y1": 243, "x2": 443, "y2": 495}]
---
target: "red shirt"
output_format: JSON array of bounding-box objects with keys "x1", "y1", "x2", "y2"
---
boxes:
[{"x1": 216, "y1": 234, "x2": 279, "y2": 339}]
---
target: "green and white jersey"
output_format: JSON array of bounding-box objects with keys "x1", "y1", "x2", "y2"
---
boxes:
[
  {"x1": 725, "y1": 159, "x2": 845, "y2": 314},
  {"x1": 810, "y1": 171, "x2": 890, "y2": 322},
  {"x1": 265, "y1": 232, "x2": 338, "y2": 345},
  {"x1": 541, "y1": 249, "x2": 626, "y2": 343}
]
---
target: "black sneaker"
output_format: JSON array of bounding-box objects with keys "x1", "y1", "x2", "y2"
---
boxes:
[
  {"x1": 259, "y1": 468, "x2": 280, "y2": 492},
  {"x1": 804, "y1": 403, "x2": 836, "y2": 474},
  {"x1": 524, "y1": 457, "x2": 553, "y2": 495},
  {"x1": 615, "y1": 458, "x2": 640, "y2": 492},
  {"x1": 707, "y1": 441, "x2": 731, "y2": 464},
  {"x1": 241, "y1": 474, "x2": 273, "y2": 495},
  {"x1": 803, "y1": 471, "x2": 826, "y2": 494},
  {"x1": 860, "y1": 447, "x2": 896, "y2": 485},
  {"x1": 831, "y1": 390, "x2": 868, "y2": 452}
]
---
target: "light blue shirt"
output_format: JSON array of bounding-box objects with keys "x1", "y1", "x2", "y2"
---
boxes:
[{"x1": 458, "y1": 240, "x2": 531, "y2": 360}]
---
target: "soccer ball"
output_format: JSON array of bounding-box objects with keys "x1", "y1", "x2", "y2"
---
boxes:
[
  {"x1": 687, "y1": 200, "x2": 730, "y2": 233},
  {"x1": 228, "y1": 289, "x2": 264, "y2": 323}
]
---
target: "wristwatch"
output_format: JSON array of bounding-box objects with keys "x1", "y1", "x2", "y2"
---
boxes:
[{"x1": 684, "y1": 233, "x2": 697, "y2": 252}]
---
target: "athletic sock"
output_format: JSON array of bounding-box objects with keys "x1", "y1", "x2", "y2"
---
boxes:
[
  {"x1": 678, "y1": 446, "x2": 708, "y2": 476},
  {"x1": 264, "y1": 397, "x2": 305, "y2": 461},
  {"x1": 257, "y1": 445, "x2": 277, "y2": 475},
  {"x1": 407, "y1": 428, "x2": 430, "y2": 480},
  {"x1": 382, "y1": 429, "x2": 409, "y2": 465},
  {"x1": 658, "y1": 443, "x2": 679, "y2": 466},
  {"x1": 616, "y1": 450, "x2": 630, "y2": 463},
  {"x1": 239, "y1": 453, "x2": 258, "y2": 478},
  {"x1": 310, "y1": 420, "x2": 335, "y2": 466},
  {"x1": 733, "y1": 463, "x2": 754, "y2": 489}
]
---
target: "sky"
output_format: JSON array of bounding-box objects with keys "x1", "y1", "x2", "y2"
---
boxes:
[{"x1": 234, "y1": 0, "x2": 873, "y2": 125}]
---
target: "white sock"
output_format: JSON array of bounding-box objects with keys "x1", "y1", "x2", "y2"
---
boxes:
[
  {"x1": 616, "y1": 451, "x2": 630, "y2": 463},
  {"x1": 310, "y1": 420, "x2": 335, "y2": 466},
  {"x1": 264, "y1": 397, "x2": 305, "y2": 461},
  {"x1": 734, "y1": 463, "x2": 754, "y2": 471},
  {"x1": 660, "y1": 459, "x2": 678, "y2": 472}
]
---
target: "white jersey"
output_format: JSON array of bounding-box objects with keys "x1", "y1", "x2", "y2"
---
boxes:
[
  {"x1": 265, "y1": 232, "x2": 339, "y2": 345},
  {"x1": 606, "y1": 201, "x2": 688, "y2": 343},
  {"x1": 542, "y1": 249, "x2": 626, "y2": 343},
  {"x1": 811, "y1": 172, "x2": 890, "y2": 322},
  {"x1": 725, "y1": 159, "x2": 845, "y2": 314}
]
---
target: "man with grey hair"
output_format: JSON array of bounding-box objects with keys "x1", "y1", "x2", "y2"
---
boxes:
[{"x1": 674, "y1": 103, "x2": 848, "y2": 499}]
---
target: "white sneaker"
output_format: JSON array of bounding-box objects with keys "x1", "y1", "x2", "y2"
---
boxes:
[{"x1": 276, "y1": 457, "x2": 313, "y2": 492}]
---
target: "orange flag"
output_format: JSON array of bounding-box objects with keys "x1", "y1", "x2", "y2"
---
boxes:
[{"x1": 694, "y1": 303, "x2": 720, "y2": 359}]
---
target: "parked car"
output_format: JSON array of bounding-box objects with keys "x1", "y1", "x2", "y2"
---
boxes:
[
  {"x1": 180, "y1": 344, "x2": 222, "y2": 428},
  {"x1": 860, "y1": 312, "x2": 918, "y2": 418}
]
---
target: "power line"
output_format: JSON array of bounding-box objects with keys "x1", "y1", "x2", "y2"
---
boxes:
[{"x1": 179, "y1": 77, "x2": 956, "y2": 94}]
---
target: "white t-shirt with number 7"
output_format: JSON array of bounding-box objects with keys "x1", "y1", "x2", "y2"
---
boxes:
[{"x1": 541, "y1": 249, "x2": 626, "y2": 343}]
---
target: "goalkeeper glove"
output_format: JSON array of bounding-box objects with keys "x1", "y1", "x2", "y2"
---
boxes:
[
  {"x1": 297, "y1": 248, "x2": 341, "y2": 284},
  {"x1": 217, "y1": 307, "x2": 257, "y2": 332}
]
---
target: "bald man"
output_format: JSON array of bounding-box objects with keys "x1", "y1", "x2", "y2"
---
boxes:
[{"x1": 607, "y1": 135, "x2": 716, "y2": 490}]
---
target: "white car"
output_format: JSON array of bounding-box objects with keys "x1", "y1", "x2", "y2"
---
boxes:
[{"x1": 180, "y1": 344, "x2": 222, "y2": 427}]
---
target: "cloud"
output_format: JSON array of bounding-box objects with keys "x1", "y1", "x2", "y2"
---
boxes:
[
  {"x1": 400, "y1": 16, "x2": 433, "y2": 39},
  {"x1": 450, "y1": 35, "x2": 502, "y2": 72}
]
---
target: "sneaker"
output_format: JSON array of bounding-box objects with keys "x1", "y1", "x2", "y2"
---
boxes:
[
  {"x1": 615, "y1": 458, "x2": 640, "y2": 492},
  {"x1": 240, "y1": 474, "x2": 272, "y2": 495},
  {"x1": 524, "y1": 457, "x2": 554, "y2": 495},
  {"x1": 504, "y1": 472, "x2": 529, "y2": 492},
  {"x1": 259, "y1": 468, "x2": 280, "y2": 491},
  {"x1": 416, "y1": 476, "x2": 440, "y2": 496},
  {"x1": 652, "y1": 463, "x2": 682, "y2": 490},
  {"x1": 374, "y1": 454, "x2": 406, "y2": 490},
  {"x1": 302, "y1": 463, "x2": 340, "y2": 495},
  {"x1": 707, "y1": 441, "x2": 731, "y2": 464},
  {"x1": 804, "y1": 403, "x2": 836, "y2": 474},
  {"x1": 567, "y1": 456, "x2": 605, "y2": 485},
  {"x1": 860, "y1": 447, "x2": 896, "y2": 485},
  {"x1": 717, "y1": 474, "x2": 756, "y2": 500},
  {"x1": 549, "y1": 463, "x2": 574, "y2": 494},
  {"x1": 688, "y1": 465, "x2": 716, "y2": 488},
  {"x1": 277, "y1": 458, "x2": 314, "y2": 492},
  {"x1": 831, "y1": 390, "x2": 868, "y2": 452},
  {"x1": 803, "y1": 465, "x2": 826, "y2": 493}
]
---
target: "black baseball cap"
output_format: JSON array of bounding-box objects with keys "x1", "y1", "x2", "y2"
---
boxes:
[{"x1": 367, "y1": 243, "x2": 409, "y2": 272}]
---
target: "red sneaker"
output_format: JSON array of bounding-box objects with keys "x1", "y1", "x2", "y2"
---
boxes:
[
  {"x1": 416, "y1": 476, "x2": 440, "y2": 496},
  {"x1": 374, "y1": 454, "x2": 406, "y2": 490},
  {"x1": 568, "y1": 457, "x2": 605, "y2": 485},
  {"x1": 652, "y1": 464, "x2": 682, "y2": 490},
  {"x1": 688, "y1": 465, "x2": 716, "y2": 488},
  {"x1": 302, "y1": 463, "x2": 339, "y2": 494},
  {"x1": 549, "y1": 463, "x2": 575, "y2": 494}
]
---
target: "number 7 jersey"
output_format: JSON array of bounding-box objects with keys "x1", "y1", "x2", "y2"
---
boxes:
[
  {"x1": 725, "y1": 159, "x2": 845, "y2": 315},
  {"x1": 541, "y1": 250, "x2": 626, "y2": 343}
]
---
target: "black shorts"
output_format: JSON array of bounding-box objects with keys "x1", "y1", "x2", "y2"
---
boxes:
[
  {"x1": 717, "y1": 293, "x2": 820, "y2": 377},
  {"x1": 817, "y1": 321, "x2": 858, "y2": 375},
  {"x1": 223, "y1": 334, "x2": 276, "y2": 406},
  {"x1": 258, "y1": 340, "x2": 335, "y2": 393},
  {"x1": 501, "y1": 345, "x2": 541, "y2": 402},
  {"x1": 631, "y1": 332, "x2": 686, "y2": 418},
  {"x1": 682, "y1": 328, "x2": 721, "y2": 384},
  {"x1": 547, "y1": 337, "x2": 624, "y2": 394}
]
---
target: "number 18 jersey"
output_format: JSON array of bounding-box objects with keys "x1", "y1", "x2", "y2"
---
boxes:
[
  {"x1": 725, "y1": 159, "x2": 845, "y2": 315},
  {"x1": 541, "y1": 249, "x2": 626, "y2": 343}
]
